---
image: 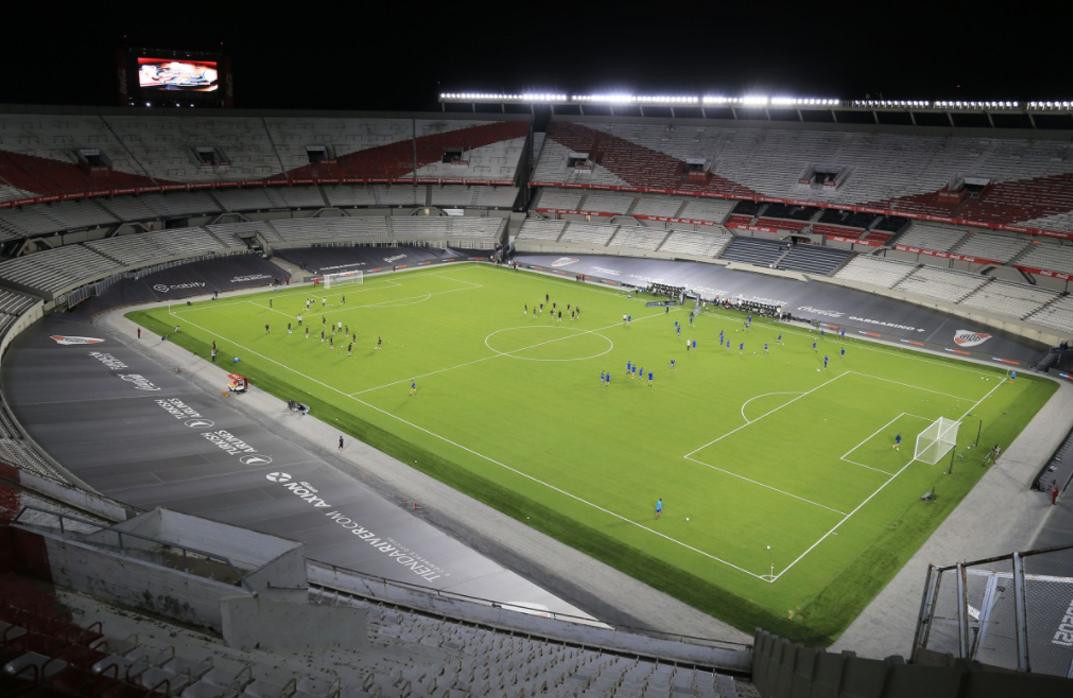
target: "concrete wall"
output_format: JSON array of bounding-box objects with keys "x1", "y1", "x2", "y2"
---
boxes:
[
  {"x1": 11, "y1": 469, "x2": 128, "y2": 522},
  {"x1": 221, "y1": 591, "x2": 368, "y2": 651},
  {"x1": 26, "y1": 527, "x2": 250, "y2": 631},
  {"x1": 109, "y1": 509, "x2": 308, "y2": 592}
]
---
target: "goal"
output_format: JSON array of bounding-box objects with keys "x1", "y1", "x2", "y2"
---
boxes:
[
  {"x1": 915, "y1": 417, "x2": 960, "y2": 465},
  {"x1": 318, "y1": 270, "x2": 364, "y2": 289}
]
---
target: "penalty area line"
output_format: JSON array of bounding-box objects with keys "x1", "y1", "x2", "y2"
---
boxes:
[
  {"x1": 682, "y1": 454, "x2": 848, "y2": 516},
  {"x1": 163, "y1": 306, "x2": 771, "y2": 582},
  {"x1": 684, "y1": 371, "x2": 850, "y2": 458},
  {"x1": 771, "y1": 376, "x2": 1007, "y2": 583}
]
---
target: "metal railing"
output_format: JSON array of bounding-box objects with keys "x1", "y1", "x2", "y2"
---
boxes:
[
  {"x1": 13, "y1": 505, "x2": 244, "y2": 584},
  {"x1": 306, "y1": 557, "x2": 750, "y2": 653},
  {"x1": 913, "y1": 543, "x2": 1073, "y2": 678}
]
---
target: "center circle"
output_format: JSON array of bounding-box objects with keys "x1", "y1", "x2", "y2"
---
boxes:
[{"x1": 485, "y1": 325, "x2": 614, "y2": 362}]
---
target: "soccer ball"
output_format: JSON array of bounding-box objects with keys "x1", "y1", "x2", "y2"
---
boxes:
[{"x1": 686, "y1": 517, "x2": 690, "y2": 522}]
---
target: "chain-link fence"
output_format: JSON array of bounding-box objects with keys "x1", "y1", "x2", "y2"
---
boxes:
[{"x1": 913, "y1": 544, "x2": 1073, "y2": 678}]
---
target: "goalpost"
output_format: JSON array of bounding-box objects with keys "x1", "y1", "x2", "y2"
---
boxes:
[
  {"x1": 915, "y1": 417, "x2": 960, "y2": 465},
  {"x1": 317, "y1": 270, "x2": 364, "y2": 289}
]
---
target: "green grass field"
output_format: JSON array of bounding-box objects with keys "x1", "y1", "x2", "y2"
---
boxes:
[{"x1": 129, "y1": 263, "x2": 1056, "y2": 643}]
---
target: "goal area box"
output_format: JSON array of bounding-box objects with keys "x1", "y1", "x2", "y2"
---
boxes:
[{"x1": 315, "y1": 270, "x2": 364, "y2": 288}]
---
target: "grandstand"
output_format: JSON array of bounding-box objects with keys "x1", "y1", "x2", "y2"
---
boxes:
[
  {"x1": 531, "y1": 119, "x2": 1073, "y2": 234},
  {"x1": 893, "y1": 265, "x2": 991, "y2": 303},
  {"x1": 718, "y1": 236, "x2": 787, "y2": 267},
  {"x1": 0, "y1": 101, "x2": 1071, "y2": 697}
]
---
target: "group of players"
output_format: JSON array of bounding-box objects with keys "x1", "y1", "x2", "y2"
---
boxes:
[
  {"x1": 524, "y1": 292, "x2": 582, "y2": 322},
  {"x1": 260, "y1": 294, "x2": 382, "y2": 357},
  {"x1": 597, "y1": 305, "x2": 849, "y2": 389}
]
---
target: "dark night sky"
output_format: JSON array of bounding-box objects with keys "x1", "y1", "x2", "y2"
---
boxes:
[{"x1": 2, "y1": 4, "x2": 1069, "y2": 111}]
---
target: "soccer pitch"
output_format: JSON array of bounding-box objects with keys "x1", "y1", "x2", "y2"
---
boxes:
[{"x1": 129, "y1": 263, "x2": 1056, "y2": 642}]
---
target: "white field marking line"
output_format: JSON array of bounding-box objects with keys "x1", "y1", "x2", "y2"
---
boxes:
[
  {"x1": 505, "y1": 263, "x2": 643, "y2": 300},
  {"x1": 841, "y1": 458, "x2": 898, "y2": 475},
  {"x1": 349, "y1": 308, "x2": 680, "y2": 397},
  {"x1": 683, "y1": 371, "x2": 851, "y2": 459},
  {"x1": 293, "y1": 284, "x2": 481, "y2": 321},
  {"x1": 171, "y1": 279, "x2": 404, "y2": 316},
  {"x1": 683, "y1": 454, "x2": 848, "y2": 516},
  {"x1": 682, "y1": 371, "x2": 852, "y2": 516},
  {"x1": 483, "y1": 326, "x2": 614, "y2": 363},
  {"x1": 422, "y1": 271, "x2": 484, "y2": 289},
  {"x1": 838, "y1": 412, "x2": 934, "y2": 476},
  {"x1": 739, "y1": 391, "x2": 803, "y2": 424},
  {"x1": 165, "y1": 305, "x2": 769, "y2": 582},
  {"x1": 770, "y1": 377, "x2": 1008, "y2": 583},
  {"x1": 175, "y1": 277, "x2": 416, "y2": 319},
  {"x1": 701, "y1": 308, "x2": 994, "y2": 379},
  {"x1": 246, "y1": 300, "x2": 297, "y2": 321},
  {"x1": 848, "y1": 371, "x2": 977, "y2": 403}
]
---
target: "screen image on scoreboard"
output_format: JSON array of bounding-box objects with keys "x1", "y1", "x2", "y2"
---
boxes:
[{"x1": 137, "y1": 57, "x2": 219, "y2": 93}]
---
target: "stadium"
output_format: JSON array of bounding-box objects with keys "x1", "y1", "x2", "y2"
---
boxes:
[{"x1": 0, "y1": 16, "x2": 1072, "y2": 697}]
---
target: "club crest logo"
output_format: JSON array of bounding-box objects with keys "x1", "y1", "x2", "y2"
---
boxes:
[
  {"x1": 50, "y1": 335, "x2": 105, "y2": 346},
  {"x1": 550, "y1": 257, "x2": 579, "y2": 268},
  {"x1": 184, "y1": 418, "x2": 215, "y2": 429},
  {"x1": 953, "y1": 330, "x2": 992, "y2": 348},
  {"x1": 265, "y1": 471, "x2": 290, "y2": 483}
]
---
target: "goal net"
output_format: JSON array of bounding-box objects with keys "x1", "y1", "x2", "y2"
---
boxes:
[
  {"x1": 915, "y1": 417, "x2": 960, "y2": 465},
  {"x1": 319, "y1": 270, "x2": 364, "y2": 289}
]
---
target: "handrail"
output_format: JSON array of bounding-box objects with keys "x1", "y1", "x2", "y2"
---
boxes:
[
  {"x1": 0, "y1": 176, "x2": 518, "y2": 211},
  {"x1": 928, "y1": 542, "x2": 1073, "y2": 573},
  {"x1": 12, "y1": 504, "x2": 244, "y2": 581},
  {"x1": 306, "y1": 557, "x2": 750, "y2": 651},
  {"x1": 528, "y1": 179, "x2": 1073, "y2": 243}
]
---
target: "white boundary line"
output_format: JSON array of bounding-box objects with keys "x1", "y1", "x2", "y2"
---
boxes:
[
  {"x1": 350, "y1": 306, "x2": 679, "y2": 397},
  {"x1": 739, "y1": 391, "x2": 803, "y2": 424},
  {"x1": 683, "y1": 371, "x2": 850, "y2": 458},
  {"x1": 848, "y1": 371, "x2": 978, "y2": 402},
  {"x1": 174, "y1": 277, "x2": 405, "y2": 315},
  {"x1": 682, "y1": 455, "x2": 848, "y2": 516},
  {"x1": 164, "y1": 304, "x2": 770, "y2": 581},
  {"x1": 154, "y1": 265, "x2": 1013, "y2": 585},
  {"x1": 839, "y1": 412, "x2": 933, "y2": 476},
  {"x1": 770, "y1": 377, "x2": 1007, "y2": 583}
]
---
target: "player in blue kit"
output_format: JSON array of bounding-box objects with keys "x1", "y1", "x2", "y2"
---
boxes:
[{"x1": 823, "y1": 354, "x2": 829, "y2": 369}]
